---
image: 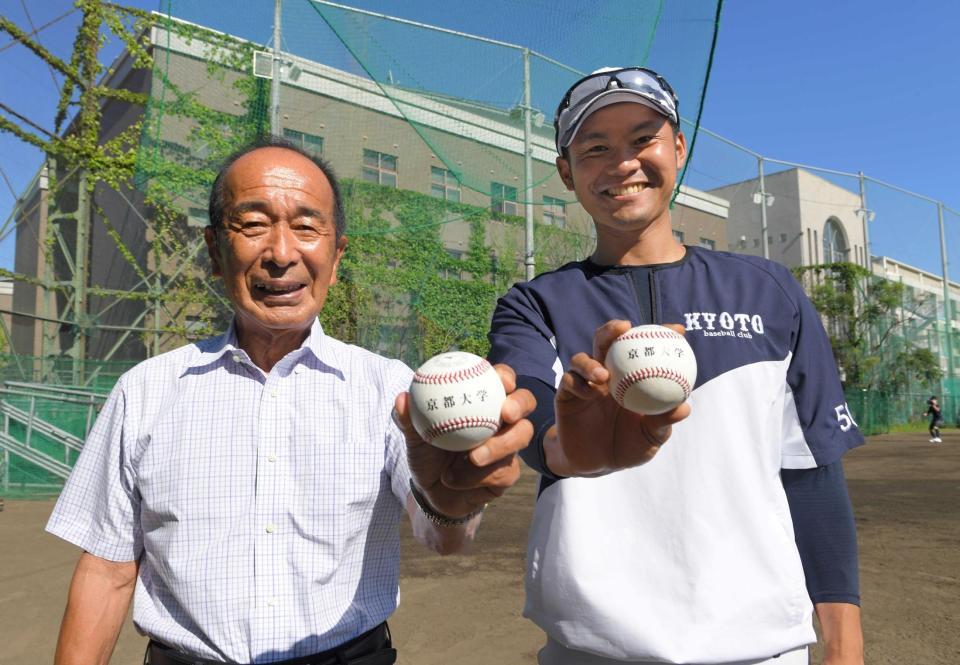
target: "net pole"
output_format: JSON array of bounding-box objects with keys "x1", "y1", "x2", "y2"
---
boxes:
[
  {"x1": 758, "y1": 156, "x2": 769, "y2": 260},
  {"x1": 856, "y1": 172, "x2": 873, "y2": 360},
  {"x1": 38, "y1": 161, "x2": 51, "y2": 370},
  {"x1": 523, "y1": 48, "x2": 535, "y2": 281},
  {"x1": 858, "y1": 171, "x2": 871, "y2": 269},
  {"x1": 938, "y1": 202, "x2": 955, "y2": 391},
  {"x1": 270, "y1": 0, "x2": 282, "y2": 137}
]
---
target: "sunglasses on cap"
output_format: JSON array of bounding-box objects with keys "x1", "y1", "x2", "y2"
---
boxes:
[{"x1": 554, "y1": 67, "x2": 679, "y2": 154}]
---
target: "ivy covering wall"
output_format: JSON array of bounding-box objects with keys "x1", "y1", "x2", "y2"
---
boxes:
[{"x1": 321, "y1": 180, "x2": 592, "y2": 366}]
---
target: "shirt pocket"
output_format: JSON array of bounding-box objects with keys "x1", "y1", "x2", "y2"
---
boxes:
[{"x1": 288, "y1": 429, "x2": 386, "y2": 538}]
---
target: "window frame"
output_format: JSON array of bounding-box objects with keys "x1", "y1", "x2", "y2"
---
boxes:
[
  {"x1": 362, "y1": 149, "x2": 399, "y2": 188},
  {"x1": 542, "y1": 195, "x2": 568, "y2": 228},
  {"x1": 491, "y1": 181, "x2": 519, "y2": 216},
  {"x1": 430, "y1": 166, "x2": 461, "y2": 202},
  {"x1": 282, "y1": 128, "x2": 324, "y2": 157}
]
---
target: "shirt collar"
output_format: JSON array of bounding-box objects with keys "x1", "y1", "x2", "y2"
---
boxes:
[{"x1": 187, "y1": 318, "x2": 341, "y2": 372}]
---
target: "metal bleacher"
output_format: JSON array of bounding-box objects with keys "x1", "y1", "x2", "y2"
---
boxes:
[{"x1": 0, "y1": 382, "x2": 105, "y2": 493}]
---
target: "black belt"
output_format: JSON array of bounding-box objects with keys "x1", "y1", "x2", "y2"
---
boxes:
[{"x1": 145, "y1": 622, "x2": 395, "y2": 665}]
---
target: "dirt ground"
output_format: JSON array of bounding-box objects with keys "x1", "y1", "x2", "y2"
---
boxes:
[{"x1": 2, "y1": 431, "x2": 958, "y2": 665}]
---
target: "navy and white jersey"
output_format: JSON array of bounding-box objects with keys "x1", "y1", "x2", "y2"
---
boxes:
[{"x1": 489, "y1": 247, "x2": 864, "y2": 663}]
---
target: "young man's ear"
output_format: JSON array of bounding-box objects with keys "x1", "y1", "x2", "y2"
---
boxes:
[
  {"x1": 674, "y1": 130, "x2": 688, "y2": 170},
  {"x1": 556, "y1": 155, "x2": 575, "y2": 191}
]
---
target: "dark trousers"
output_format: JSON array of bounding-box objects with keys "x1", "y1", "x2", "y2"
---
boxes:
[{"x1": 145, "y1": 622, "x2": 396, "y2": 665}]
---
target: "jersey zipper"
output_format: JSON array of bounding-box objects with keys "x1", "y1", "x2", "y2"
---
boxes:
[
  {"x1": 649, "y1": 269, "x2": 660, "y2": 324},
  {"x1": 626, "y1": 272, "x2": 647, "y2": 324}
]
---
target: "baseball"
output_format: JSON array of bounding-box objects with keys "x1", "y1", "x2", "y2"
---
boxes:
[
  {"x1": 409, "y1": 351, "x2": 506, "y2": 452},
  {"x1": 605, "y1": 325, "x2": 697, "y2": 415}
]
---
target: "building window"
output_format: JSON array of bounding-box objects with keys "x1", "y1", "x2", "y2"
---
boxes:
[
  {"x1": 362, "y1": 149, "x2": 398, "y2": 187},
  {"x1": 780, "y1": 233, "x2": 788, "y2": 243},
  {"x1": 823, "y1": 218, "x2": 848, "y2": 263},
  {"x1": 543, "y1": 196, "x2": 567, "y2": 228},
  {"x1": 283, "y1": 128, "x2": 323, "y2": 157},
  {"x1": 491, "y1": 182, "x2": 519, "y2": 216},
  {"x1": 699, "y1": 238, "x2": 716, "y2": 250},
  {"x1": 673, "y1": 230, "x2": 685, "y2": 243},
  {"x1": 753, "y1": 238, "x2": 760, "y2": 248},
  {"x1": 430, "y1": 166, "x2": 461, "y2": 202},
  {"x1": 440, "y1": 248, "x2": 465, "y2": 280}
]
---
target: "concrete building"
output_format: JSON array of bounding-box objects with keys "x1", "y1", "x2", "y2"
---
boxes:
[
  {"x1": 8, "y1": 14, "x2": 729, "y2": 365},
  {"x1": 710, "y1": 168, "x2": 866, "y2": 269},
  {"x1": 710, "y1": 166, "x2": 959, "y2": 381},
  {"x1": 871, "y1": 255, "x2": 960, "y2": 374}
]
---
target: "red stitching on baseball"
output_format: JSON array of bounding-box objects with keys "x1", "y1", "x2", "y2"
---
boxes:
[
  {"x1": 614, "y1": 368, "x2": 691, "y2": 405},
  {"x1": 426, "y1": 416, "x2": 499, "y2": 440},
  {"x1": 616, "y1": 329, "x2": 682, "y2": 342},
  {"x1": 414, "y1": 359, "x2": 492, "y2": 385}
]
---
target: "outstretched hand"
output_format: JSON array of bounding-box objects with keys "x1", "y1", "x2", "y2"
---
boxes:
[
  {"x1": 394, "y1": 364, "x2": 534, "y2": 519},
  {"x1": 547, "y1": 320, "x2": 691, "y2": 477}
]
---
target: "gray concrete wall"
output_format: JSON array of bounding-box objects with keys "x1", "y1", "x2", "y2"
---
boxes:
[{"x1": 711, "y1": 168, "x2": 863, "y2": 270}]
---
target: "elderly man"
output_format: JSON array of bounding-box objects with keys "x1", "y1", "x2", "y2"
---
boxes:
[
  {"x1": 488, "y1": 67, "x2": 864, "y2": 664},
  {"x1": 47, "y1": 138, "x2": 533, "y2": 665}
]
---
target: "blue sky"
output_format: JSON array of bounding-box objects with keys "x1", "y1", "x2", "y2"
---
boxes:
[{"x1": 1, "y1": 0, "x2": 957, "y2": 273}]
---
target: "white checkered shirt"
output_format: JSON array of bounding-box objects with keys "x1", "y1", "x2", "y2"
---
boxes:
[{"x1": 46, "y1": 320, "x2": 414, "y2": 663}]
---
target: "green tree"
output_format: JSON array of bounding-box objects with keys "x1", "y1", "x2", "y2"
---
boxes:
[{"x1": 792, "y1": 262, "x2": 942, "y2": 392}]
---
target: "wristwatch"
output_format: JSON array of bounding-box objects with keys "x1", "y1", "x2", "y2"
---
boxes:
[{"x1": 409, "y1": 479, "x2": 486, "y2": 528}]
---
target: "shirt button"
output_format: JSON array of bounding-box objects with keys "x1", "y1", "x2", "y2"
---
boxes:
[
  {"x1": 231, "y1": 354, "x2": 241, "y2": 362},
  {"x1": 267, "y1": 454, "x2": 277, "y2": 463},
  {"x1": 294, "y1": 365, "x2": 305, "y2": 374},
  {"x1": 270, "y1": 389, "x2": 278, "y2": 397},
  {"x1": 267, "y1": 598, "x2": 277, "y2": 607},
  {"x1": 265, "y1": 524, "x2": 276, "y2": 534}
]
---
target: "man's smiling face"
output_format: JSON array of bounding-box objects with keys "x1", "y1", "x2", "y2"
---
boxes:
[
  {"x1": 557, "y1": 102, "x2": 686, "y2": 237},
  {"x1": 205, "y1": 146, "x2": 346, "y2": 342}
]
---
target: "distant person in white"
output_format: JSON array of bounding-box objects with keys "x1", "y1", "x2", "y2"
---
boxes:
[{"x1": 46, "y1": 138, "x2": 534, "y2": 665}]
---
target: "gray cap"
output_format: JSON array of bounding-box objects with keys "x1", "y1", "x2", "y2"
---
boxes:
[{"x1": 555, "y1": 67, "x2": 679, "y2": 154}]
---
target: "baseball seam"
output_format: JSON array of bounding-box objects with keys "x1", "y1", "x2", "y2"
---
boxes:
[
  {"x1": 615, "y1": 368, "x2": 692, "y2": 405},
  {"x1": 414, "y1": 360, "x2": 492, "y2": 385},
  {"x1": 616, "y1": 329, "x2": 681, "y2": 342},
  {"x1": 426, "y1": 416, "x2": 500, "y2": 441}
]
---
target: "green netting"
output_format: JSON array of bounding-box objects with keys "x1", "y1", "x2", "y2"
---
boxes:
[
  {"x1": 846, "y1": 390, "x2": 960, "y2": 437},
  {"x1": 0, "y1": 357, "x2": 121, "y2": 497},
  {"x1": 131, "y1": 0, "x2": 722, "y2": 365},
  {"x1": 4, "y1": 1, "x2": 723, "y2": 498},
  {"x1": 146, "y1": 1, "x2": 721, "y2": 203},
  {"x1": 0, "y1": 354, "x2": 136, "y2": 391}
]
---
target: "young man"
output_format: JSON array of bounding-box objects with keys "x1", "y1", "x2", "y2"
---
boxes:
[
  {"x1": 926, "y1": 395, "x2": 943, "y2": 442},
  {"x1": 47, "y1": 139, "x2": 534, "y2": 665},
  {"x1": 488, "y1": 67, "x2": 865, "y2": 664}
]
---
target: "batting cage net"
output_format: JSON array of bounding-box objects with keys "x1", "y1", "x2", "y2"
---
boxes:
[
  {"x1": 0, "y1": 0, "x2": 722, "y2": 496},
  {"x1": 134, "y1": 0, "x2": 722, "y2": 366}
]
